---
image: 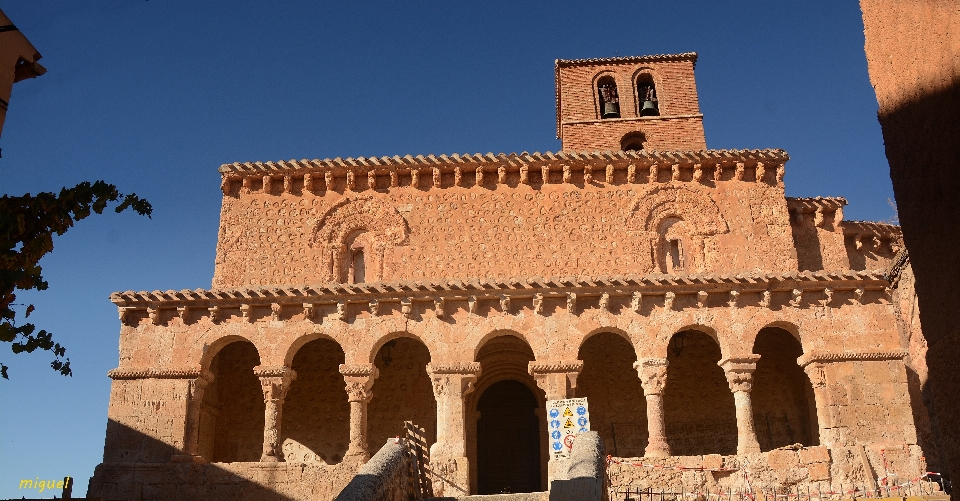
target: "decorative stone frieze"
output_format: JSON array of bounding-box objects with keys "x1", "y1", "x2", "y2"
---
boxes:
[{"x1": 796, "y1": 349, "x2": 908, "y2": 367}]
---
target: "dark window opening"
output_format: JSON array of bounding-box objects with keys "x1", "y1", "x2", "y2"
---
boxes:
[
  {"x1": 637, "y1": 76, "x2": 659, "y2": 116},
  {"x1": 668, "y1": 239, "x2": 684, "y2": 272},
  {"x1": 621, "y1": 132, "x2": 646, "y2": 152},
  {"x1": 351, "y1": 249, "x2": 365, "y2": 284},
  {"x1": 597, "y1": 77, "x2": 620, "y2": 119}
]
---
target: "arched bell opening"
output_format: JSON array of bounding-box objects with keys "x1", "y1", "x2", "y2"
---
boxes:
[
  {"x1": 751, "y1": 327, "x2": 819, "y2": 450},
  {"x1": 621, "y1": 131, "x2": 646, "y2": 152},
  {"x1": 637, "y1": 73, "x2": 660, "y2": 116},
  {"x1": 663, "y1": 330, "x2": 737, "y2": 455},
  {"x1": 280, "y1": 338, "x2": 349, "y2": 464},
  {"x1": 597, "y1": 75, "x2": 621, "y2": 119},
  {"x1": 367, "y1": 337, "x2": 436, "y2": 452},
  {"x1": 577, "y1": 332, "x2": 647, "y2": 457},
  {"x1": 201, "y1": 340, "x2": 264, "y2": 463},
  {"x1": 468, "y1": 333, "x2": 545, "y2": 494}
]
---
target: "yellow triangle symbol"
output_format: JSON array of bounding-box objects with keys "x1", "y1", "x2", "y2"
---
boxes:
[
  {"x1": 563, "y1": 407, "x2": 573, "y2": 417},
  {"x1": 564, "y1": 418, "x2": 575, "y2": 428}
]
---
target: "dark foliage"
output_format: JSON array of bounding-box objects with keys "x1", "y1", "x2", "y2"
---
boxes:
[{"x1": 0, "y1": 181, "x2": 152, "y2": 379}]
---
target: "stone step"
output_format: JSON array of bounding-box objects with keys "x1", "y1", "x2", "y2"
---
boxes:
[{"x1": 426, "y1": 492, "x2": 548, "y2": 501}]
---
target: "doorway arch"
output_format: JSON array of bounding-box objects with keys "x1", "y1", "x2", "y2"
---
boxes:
[{"x1": 476, "y1": 380, "x2": 541, "y2": 494}]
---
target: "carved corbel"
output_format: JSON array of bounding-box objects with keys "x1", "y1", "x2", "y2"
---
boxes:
[
  {"x1": 367, "y1": 169, "x2": 377, "y2": 190},
  {"x1": 735, "y1": 162, "x2": 745, "y2": 181},
  {"x1": 664, "y1": 291, "x2": 675, "y2": 310},
  {"x1": 220, "y1": 176, "x2": 231, "y2": 195},
  {"x1": 271, "y1": 303, "x2": 282, "y2": 321},
  {"x1": 533, "y1": 293, "x2": 544, "y2": 315},
  {"x1": 369, "y1": 299, "x2": 380, "y2": 316},
  {"x1": 584, "y1": 165, "x2": 593, "y2": 184},
  {"x1": 335, "y1": 301, "x2": 346, "y2": 321},
  {"x1": 566, "y1": 293, "x2": 577, "y2": 315},
  {"x1": 727, "y1": 290, "x2": 741, "y2": 308},
  {"x1": 434, "y1": 297, "x2": 444, "y2": 318},
  {"x1": 500, "y1": 295, "x2": 511, "y2": 314},
  {"x1": 693, "y1": 163, "x2": 703, "y2": 182},
  {"x1": 631, "y1": 292, "x2": 643, "y2": 313},
  {"x1": 475, "y1": 167, "x2": 484, "y2": 185},
  {"x1": 822, "y1": 288, "x2": 833, "y2": 306},
  {"x1": 303, "y1": 173, "x2": 314, "y2": 192},
  {"x1": 790, "y1": 289, "x2": 803, "y2": 307},
  {"x1": 775, "y1": 163, "x2": 785, "y2": 184},
  {"x1": 263, "y1": 175, "x2": 273, "y2": 194},
  {"x1": 303, "y1": 303, "x2": 317, "y2": 321},
  {"x1": 606, "y1": 164, "x2": 614, "y2": 184},
  {"x1": 599, "y1": 293, "x2": 610, "y2": 313},
  {"x1": 389, "y1": 170, "x2": 398, "y2": 188},
  {"x1": 208, "y1": 305, "x2": 222, "y2": 323},
  {"x1": 671, "y1": 164, "x2": 680, "y2": 181},
  {"x1": 433, "y1": 167, "x2": 441, "y2": 188},
  {"x1": 627, "y1": 164, "x2": 637, "y2": 183},
  {"x1": 714, "y1": 162, "x2": 723, "y2": 180},
  {"x1": 854, "y1": 234, "x2": 863, "y2": 250},
  {"x1": 498, "y1": 165, "x2": 506, "y2": 184},
  {"x1": 755, "y1": 162, "x2": 766, "y2": 182},
  {"x1": 410, "y1": 168, "x2": 420, "y2": 187},
  {"x1": 697, "y1": 291, "x2": 708, "y2": 308},
  {"x1": 467, "y1": 296, "x2": 478, "y2": 315},
  {"x1": 177, "y1": 306, "x2": 189, "y2": 323},
  {"x1": 148, "y1": 307, "x2": 161, "y2": 325},
  {"x1": 760, "y1": 290, "x2": 772, "y2": 308},
  {"x1": 648, "y1": 164, "x2": 658, "y2": 183},
  {"x1": 283, "y1": 175, "x2": 292, "y2": 193},
  {"x1": 562, "y1": 165, "x2": 571, "y2": 183},
  {"x1": 324, "y1": 171, "x2": 333, "y2": 191},
  {"x1": 814, "y1": 208, "x2": 825, "y2": 227},
  {"x1": 240, "y1": 304, "x2": 253, "y2": 323},
  {"x1": 346, "y1": 170, "x2": 355, "y2": 191},
  {"x1": 241, "y1": 176, "x2": 252, "y2": 193},
  {"x1": 541, "y1": 165, "x2": 550, "y2": 183},
  {"x1": 454, "y1": 167, "x2": 462, "y2": 186},
  {"x1": 401, "y1": 298, "x2": 413, "y2": 319},
  {"x1": 855, "y1": 288, "x2": 865, "y2": 304},
  {"x1": 520, "y1": 165, "x2": 529, "y2": 184}
]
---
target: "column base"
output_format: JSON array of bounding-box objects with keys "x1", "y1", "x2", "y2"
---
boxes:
[
  {"x1": 259, "y1": 454, "x2": 283, "y2": 463},
  {"x1": 736, "y1": 443, "x2": 761, "y2": 455},
  {"x1": 344, "y1": 448, "x2": 371, "y2": 464},
  {"x1": 643, "y1": 446, "x2": 671, "y2": 458}
]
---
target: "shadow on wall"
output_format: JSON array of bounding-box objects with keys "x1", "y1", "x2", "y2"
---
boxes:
[
  {"x1": 880, "y1": 79, "x2": 960, "y2": 491},
  {"x1": 88, "y1": 419, "x2": 358, "y2": 501}
]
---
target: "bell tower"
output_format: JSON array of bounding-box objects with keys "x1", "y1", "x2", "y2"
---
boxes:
[{"x1": 555, "y1": 52, "x2": 706, "y2": 152}]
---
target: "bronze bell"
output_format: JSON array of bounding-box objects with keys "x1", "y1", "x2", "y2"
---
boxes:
[
  {"x1": 640, "y1": 100, "x2": 659, "y2": 116},
  {"x1": 602, "y1": 102, "x2": 620, "y2": 118}
]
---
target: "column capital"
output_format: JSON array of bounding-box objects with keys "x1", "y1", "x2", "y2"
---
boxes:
[
  {"x1": 339, "y1": 363, "x2": 379, "y2": 403},
  {"x1": 634, "y1": 358, "x2": 669, "y2": 395},
  {"x1": 254, "y1": 365, "x2": 297, "y2": 401},
  {"x1": 427, "y1": 362, "x2": 481, "y2": 398},
  {"x1": 529, "y1": 360, "x2": 582, "y2": 401},
  {"x1": 803, "y1": 362, "x2": 827, "y2": 389},
  {"x1": 719, "y1": 355, "x2": 759, "y2": 393}
]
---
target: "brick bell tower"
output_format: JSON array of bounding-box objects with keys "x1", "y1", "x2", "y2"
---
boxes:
[{"x1": 556, "y1": 52, "x2": 706, "y2": 152}]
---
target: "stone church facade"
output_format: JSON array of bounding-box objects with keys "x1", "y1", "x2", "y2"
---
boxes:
[{"x1": 89, "y1": 53, "x2": 936, "y2": 500}]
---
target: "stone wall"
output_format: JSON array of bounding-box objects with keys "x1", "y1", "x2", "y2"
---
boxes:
[{"x1": 333, "y1": 440, "x2": 417, "y2": 501}]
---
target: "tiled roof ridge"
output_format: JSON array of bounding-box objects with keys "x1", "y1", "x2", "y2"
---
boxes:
[
  {"x1": 111, "y1": 269, "x2": 889, "y2": 305},
  {"x1": 555, "y1": 52, "x2": 698, "y2": 67},
  {"x1": 218, "y1": 148, "x2": 790, "y2": 175}
]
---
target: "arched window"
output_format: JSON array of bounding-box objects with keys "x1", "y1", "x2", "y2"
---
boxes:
[
  {"x1": 351, "y1": 249, "x2": 365, "y2": 283},
  {"x1": 342, "y1": 230, "x2": 372, "y2": 283},
  {"x1": 621, "y1": 131, "x2": 646, "y2": 152},
  {"x1": 597, "y1": 76, "x2": 620, "y2": 119},
  {"x1": 659, "y1": 217, "x2": 688, "y2": 274},
  {"x1": 637, "y1": 74, "x2": 659, "y2": 116}
]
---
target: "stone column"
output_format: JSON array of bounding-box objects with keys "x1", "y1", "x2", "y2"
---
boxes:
[
  {"x1": 528, "y1": 361, "x2": 583, "y2": 401},
  {"x1": 339, "y1": 363, "x2": 379, "y2": 462},
  {"x1": 427, "y1": 362, "x2": 481, "y2": 498},
  {"x1": 635, "y1": 358, "x2": 670, "y2": 457},
  {"x1": 254, "y1": 365, "x2": 297, "y2": 462},
  {"x1": 172, "y1": 369, "x2": 214, "y2": 463},
  {"x1": 800, "y1": 359, "x2": 833, "y2": 446},
  {"x1": 719, "y1": 355, "x2": 762, "y2": 454}
]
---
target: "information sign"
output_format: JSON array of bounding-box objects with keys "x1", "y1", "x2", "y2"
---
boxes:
[{"x1": 545, "y1": 397, "x2": 590, "y2": 459}]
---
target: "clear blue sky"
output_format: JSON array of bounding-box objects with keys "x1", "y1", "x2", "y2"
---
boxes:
[{"x1": 0, "y1": 1, "x2": 892, "y2": 496}]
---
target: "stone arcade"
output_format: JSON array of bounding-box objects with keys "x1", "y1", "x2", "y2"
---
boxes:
[{"x1": 88, "y1": 53, "x2": 937, "y2": 500}]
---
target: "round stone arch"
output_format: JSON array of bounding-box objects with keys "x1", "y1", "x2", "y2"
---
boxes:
[
  {"x1": 631, "y1": 66, "x2": 665, "y2": 115},
  {"x1": 577, "y1": 326, "x2": 638, "y2": 360},
  {"x1": 471, "y1": 328, "x2": 544, "y2": 363},
  {"x1": 626, "y1": 184, "x2": 728, "y2": 273},
  {"x1": 310, "y1": 195, "x2": 410, "y2": 283},
  {"x1": 367, "y1": 331, "x2": 436, "y2": 454},
  {"x1": 649, "y1": 320, "x2": 726, "y2": 360},
  {"x1": 367, "y1": 330, "x2": 434, "y2": 365},
  {"x1": 591, "y1": 70, "x2": 625, "y2": 119},
  {"x1": 282, "y1": 331, "x2": 347, "y2": 368},
  {"x1": 197, "y1": 332, "x2": 262, "y2": 373},
  {"x1": 740, "y1": 318, "x2": 805, "y2": 356}
]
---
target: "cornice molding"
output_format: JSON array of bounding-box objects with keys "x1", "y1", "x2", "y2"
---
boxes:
[
  {"x1": 107, "y1": 367, "x2": 213, "y2": 380},
  {"x1": 797, "y1": 349, "x2": 908, "y2": 368}
]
